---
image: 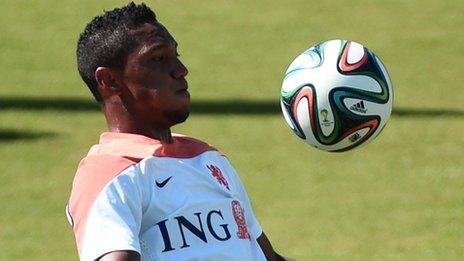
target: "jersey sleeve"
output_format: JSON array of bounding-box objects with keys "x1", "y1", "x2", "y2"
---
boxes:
[
  {"x1": 79, "y1": 167, "x2": 143, "y2": 260},
  {"x1": 67, "y1": 155, "x2": 144, "y2": 261}
]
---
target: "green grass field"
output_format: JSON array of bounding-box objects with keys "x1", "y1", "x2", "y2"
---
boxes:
[{"x1": 1, "y1": 0, "x2": 463, "y2": 260}]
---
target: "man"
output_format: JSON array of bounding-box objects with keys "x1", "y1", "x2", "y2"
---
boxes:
[{"x1": 67, "y1": 2, "x2": 292, "y2": 261}]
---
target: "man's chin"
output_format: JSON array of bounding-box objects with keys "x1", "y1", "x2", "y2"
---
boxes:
[{"x1": 167, "y1": 110, "x2": 190, "y2": 125}]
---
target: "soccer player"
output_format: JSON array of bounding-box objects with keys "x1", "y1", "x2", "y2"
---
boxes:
[{"x1": 66, "y1": 2, "x2": 293, "y2": 261}]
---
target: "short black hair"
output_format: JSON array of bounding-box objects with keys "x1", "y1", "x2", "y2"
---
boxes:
[{"x1": 76, "y1": 2, "x2": 157, "y2": 103}]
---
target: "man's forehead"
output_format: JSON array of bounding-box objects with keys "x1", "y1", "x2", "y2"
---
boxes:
[{"x1": 129, "y1": 22, "x2": 175, "y2": 44}]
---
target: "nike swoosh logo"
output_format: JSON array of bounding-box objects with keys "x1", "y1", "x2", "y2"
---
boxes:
[{"x1": 155, "y1": 176, "x2": 172, "y2": 188}]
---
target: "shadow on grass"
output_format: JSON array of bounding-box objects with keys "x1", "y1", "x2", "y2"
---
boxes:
[
  {"x1": 392, "y1": 108, "x2": 464, "y2": 117},
  {"x1": 1, "y1": 97, "x2": 99, "y2": 111},
  {"x1": 0, "y1": 129, "x2": 57, "y2": 142},
  {"x1": 1, "y1": 96, "x2": 463, "y2": 117}
]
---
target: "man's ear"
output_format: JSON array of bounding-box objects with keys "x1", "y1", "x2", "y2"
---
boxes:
[{"x1": 95, "y1": 67, "x2": 121, "y2": 96}]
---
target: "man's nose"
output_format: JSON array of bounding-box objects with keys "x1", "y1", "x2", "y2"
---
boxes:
[{"x1": 171, "y1": 58, "x2": 188, "y2": 79}]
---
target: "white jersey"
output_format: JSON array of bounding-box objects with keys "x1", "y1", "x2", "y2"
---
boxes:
[{"x1": 67, "y1": 132, "x2": 266, "y2": 261}]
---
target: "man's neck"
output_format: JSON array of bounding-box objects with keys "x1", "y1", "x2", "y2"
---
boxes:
[
  {"x1": 102, "y1": 101, "x2": 174, "y2": 143},
  {"x1": 107, "y1": 124, "x2": 173, "y2": 143}
]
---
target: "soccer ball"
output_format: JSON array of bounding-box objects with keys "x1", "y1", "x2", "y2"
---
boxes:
[{"x1": 280, "y1": 39, "x2": 393, "y2": 152}]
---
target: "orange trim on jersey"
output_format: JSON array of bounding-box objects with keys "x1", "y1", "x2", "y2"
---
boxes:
[
  {"x1": 93, "y1": 132, "x2": 218, "y2": 159},
  {"x1": 68, "y1": 132, "x2": 219, "y2": 254}
]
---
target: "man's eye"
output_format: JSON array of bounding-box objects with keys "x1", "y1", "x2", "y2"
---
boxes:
[{"x1": 152, "y1": 55, "x2": 164, "y2": 62}]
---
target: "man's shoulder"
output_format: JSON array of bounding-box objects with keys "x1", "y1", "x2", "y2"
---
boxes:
[
  {"x1": 71, "y1": 154, "x2": 140, "y2": 209},
  {"x1": 76, "y1": 154, "x2": 138, "y2": 180}
]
